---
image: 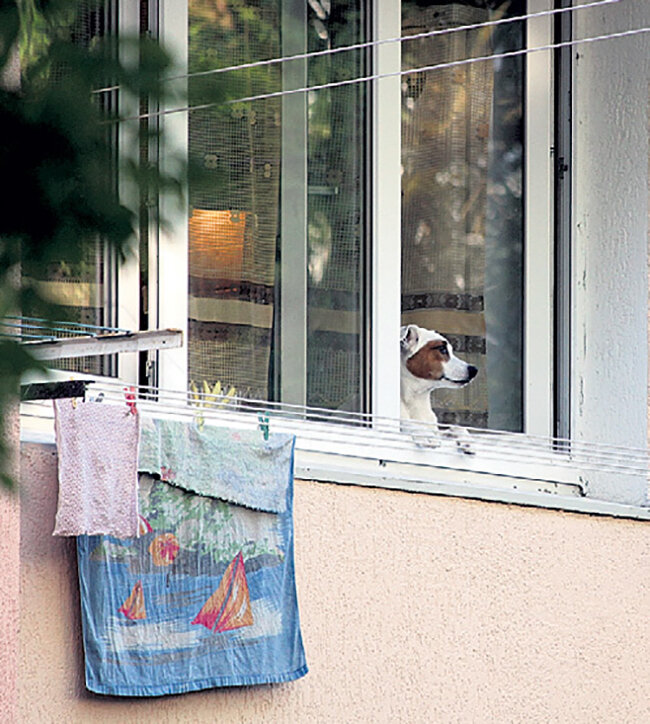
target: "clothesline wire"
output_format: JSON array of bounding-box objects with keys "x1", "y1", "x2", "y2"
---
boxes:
[
  {"x1": 21, "y1": 407, "x2": 643, "y2": 483},
  {"x1": 91, "y1": 0, "x2": 620, "y2": 96},
  {"x1": 50, "y1": 398, "x2": 650, "y2": 478},
  {"x1": 20, "y1": 401, "x2": 646, "y2": 479},
  {"x1": 98, "y1": 379, "x2": 650, "y2": 458},
  {"x1": 23, "y1": 377, "x2": 649, "y2": 468},
  {"x1": 111, "y1": 24, "x2": 650, "y2": 124}
]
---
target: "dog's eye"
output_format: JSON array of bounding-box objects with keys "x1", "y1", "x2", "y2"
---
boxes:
[{"x1": 436, "y1": 344, "x2": 449, "y2": 356}]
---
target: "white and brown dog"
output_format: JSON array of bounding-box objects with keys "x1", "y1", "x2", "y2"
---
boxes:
[{"x1": 400, "y1": 324, "x2": 478, "y2": 449}]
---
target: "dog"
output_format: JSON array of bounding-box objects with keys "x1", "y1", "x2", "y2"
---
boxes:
[{"x1": 400, "y1": 324, "x2": 478, "y2": 450}]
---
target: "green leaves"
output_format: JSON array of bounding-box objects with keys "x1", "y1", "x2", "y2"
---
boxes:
[{"x1": 0, "y1": 0, "x2": 222, "y2": 488}]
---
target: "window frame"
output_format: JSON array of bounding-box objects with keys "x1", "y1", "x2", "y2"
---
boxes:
[
  {"x1": 136, "y1": 0, "x2": 561, "y2": 458},
  {"x1": 145, "y1": 0, "x2": 556, "y2": 430},
  {"x1": 372, "y1": 0, "x2": 556, "y2": 435},
  {"x1": 117, "y1": 0, "x2": 190, "y2": 392},
  {"x1": 66, "y1": 0, "x2": 646, "y2": 513}
]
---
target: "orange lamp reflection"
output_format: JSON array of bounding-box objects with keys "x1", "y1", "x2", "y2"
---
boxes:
[{"x1": 189, "y1": 209, "x2": 246, "y2": 279}]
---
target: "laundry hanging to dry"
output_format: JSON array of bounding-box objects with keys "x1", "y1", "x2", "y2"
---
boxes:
[{"x1": 76, "y1": 422, "x2": 307, "y2": 696}]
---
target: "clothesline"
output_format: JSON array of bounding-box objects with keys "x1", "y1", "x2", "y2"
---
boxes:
[
  {"x1": 92, "y1": 0, "x2": 620, "y2": 96},
  {"x1": 21, "y1": 378, "x2": 650, "y2": 478},
  {"x1": 113, "y1": 24, "x2": 650, "y2": 123}
]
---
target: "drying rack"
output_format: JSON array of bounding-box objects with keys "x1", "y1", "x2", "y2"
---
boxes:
[{"x1": 2, "y1": 316, "x2": 182, "y2": 401}]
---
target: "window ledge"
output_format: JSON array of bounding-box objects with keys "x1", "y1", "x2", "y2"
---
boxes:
[
  {"x1": 295, "y1": 448, "x2": 650, "y2": 521},
  {"x1": 20, "y1": 401, "x2": 650, "y2": 522}
]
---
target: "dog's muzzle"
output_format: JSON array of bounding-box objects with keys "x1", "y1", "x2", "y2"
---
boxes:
[{"x1": 443, "y1": 365, "x2": 478, "y2": 385}]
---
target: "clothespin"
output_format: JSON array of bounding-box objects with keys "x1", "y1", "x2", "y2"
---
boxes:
[
  {"x1": 258, "y1": 412, "x2": 270, "y2": 441},
  {"x1": 124, "y1": 386, "x2": 137, "y2": 415},
  {"x1": 70, "y1": 376, "x2": 78, "y2": 408},
  {"x1": 190, "y1": 381, "x2": 205, "y2": 430}
]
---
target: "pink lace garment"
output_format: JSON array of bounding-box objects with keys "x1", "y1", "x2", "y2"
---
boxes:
[{"x1": 53, "y1": 400, "x2": 140, "y2": 538}]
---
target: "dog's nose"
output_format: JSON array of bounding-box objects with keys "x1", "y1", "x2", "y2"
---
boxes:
[{"x1": 467, "y1": 365, "x2": 478, "y2": 380}]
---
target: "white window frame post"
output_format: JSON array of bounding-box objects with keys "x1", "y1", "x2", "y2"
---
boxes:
[
  {"x1": 157, "y1": 0, "x2": 189, "y2": 394},
  {"x1": 525, "y1": 0, "x2": 555, "y2": 437},
  {"x1": 371, "y1": 0, "x2": 402, "y2": 423}
]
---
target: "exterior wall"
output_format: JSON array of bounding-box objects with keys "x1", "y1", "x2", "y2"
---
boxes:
[
  {"x1": 0, "y1": 404, "x2": 20, "y2": 724},
  {"x1": 573, "y1": 2, "x2": 650, "y2": 503},
  {"x1": 17, "y1": 442, "x2": 650, "y2": 723}
]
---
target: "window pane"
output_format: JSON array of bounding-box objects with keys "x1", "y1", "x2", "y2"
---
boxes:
[
  {"x1": 187, "y1": 1, "x2": 367, "y2": 411},
  {"x1": 306, "y1": 2, "x2": 367, "y2": 411},
  {"x1": 188, "y1": 1, "x2": 282, "y2": 400},
  {"x1": 401, "y1": 0, "x2": 525, "y2": 431},
  {"x1": 20, "y1": 0, "x2": 117, "y2": 377}
]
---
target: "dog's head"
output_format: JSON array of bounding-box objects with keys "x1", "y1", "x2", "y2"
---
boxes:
[{"x1": 400, "y1": 324, "x2": 478, "y2": 389}]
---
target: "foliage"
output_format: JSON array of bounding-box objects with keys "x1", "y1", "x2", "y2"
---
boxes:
[{"x1": 0, "y1": 0, "x2": 193, "y2": 487}]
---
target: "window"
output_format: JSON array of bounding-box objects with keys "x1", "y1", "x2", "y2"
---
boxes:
[
  {"x1": 400, "y1": 1, "x2": 525, "y2": 432},
  {"x1": 186, "y1": 0, "x2": 369, "y2": 411},
  {"x1": 20, "y1": 0, "x2": 119, "y2": 377},
  {"x1": 148, "y1": 0, "x2": 544, "y2": 432},
  {"x1": 30, "y1": 0, "x2": 542, "y2": 432},
  {"x1": 22, "y1": 0, "x2": 650, "y2": 511}
]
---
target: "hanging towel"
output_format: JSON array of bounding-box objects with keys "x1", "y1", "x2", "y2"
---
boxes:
[
  {"x1": 53, "y1": 400, "x2": 140, "y2": 538},
  {"x1": 76, "y1": 427, "x2": 307, "y2": 696},
  {"x1": 139, "y1": 417, "x2": 293, "y2": 513}
]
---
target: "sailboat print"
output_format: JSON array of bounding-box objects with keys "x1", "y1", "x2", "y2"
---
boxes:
[
  {"x1": 192, "y1": 551, "x2": 254, "y2": 633},
  {"x1": 118, "y1": 580, "x2": 146, "y2": 620}
]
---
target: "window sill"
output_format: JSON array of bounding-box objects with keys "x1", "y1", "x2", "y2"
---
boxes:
[
  {"x1": 295, "y1": 448, "x2": 650, "y2": 521},
  {"x1": 20, "y1": 399, "x2": 650, "y2": 522}
]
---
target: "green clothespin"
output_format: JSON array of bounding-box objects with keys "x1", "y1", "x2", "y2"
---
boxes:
[{"x1": 258, "y1": 413, "x2": 270, "y2": 441}]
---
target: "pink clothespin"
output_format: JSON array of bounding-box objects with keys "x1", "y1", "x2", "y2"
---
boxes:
[{"x1": 124, "y1": 386, "x2": 137, "y2": 415}]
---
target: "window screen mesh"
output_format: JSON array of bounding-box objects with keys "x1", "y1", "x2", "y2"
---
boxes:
[
  {"x1": 187, "y1": 0, "x2": 367, "y2": 411},
  {"x1": 401, "y1": 1, "x2": 524, "y2": 430},
  {"x1": 306, "y1": 3, "x2": 367, "y2": 411},
  {"x1": 188, "y1": 1, "x2": 282, "y2": 400}
]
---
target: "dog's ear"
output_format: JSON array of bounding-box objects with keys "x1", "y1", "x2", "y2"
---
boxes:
[{"x1": 400, "y1": 324, "x2": 419, "y2": 355}]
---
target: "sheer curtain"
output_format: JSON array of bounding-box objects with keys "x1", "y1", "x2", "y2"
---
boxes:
[{"x1": 187, "y1": 0, "x2": 366, "y2": 410}]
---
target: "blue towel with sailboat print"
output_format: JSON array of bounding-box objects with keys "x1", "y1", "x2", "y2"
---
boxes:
[{"x1": 76, "y1": 423, "x2": 307, "y2": 696}]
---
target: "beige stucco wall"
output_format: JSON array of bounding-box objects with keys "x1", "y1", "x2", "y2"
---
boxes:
[
  {"x1": 15, "y1": 441, "x2": 650, "y2": 723},
  {"x1": 0, "y1": 404, "x2": 20, "y2": 724}
]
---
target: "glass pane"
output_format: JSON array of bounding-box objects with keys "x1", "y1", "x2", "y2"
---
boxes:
[
  {"x1": 306, "y1": 2, "x2": 367, "y2": 411},
  {"x1": 20, "y1": 0, "x2": 117, "y2": 377},
  {"x1": 401, "y1": 0, "x2": 525, "y2": 431},
  {"x1": 188, "y1": 1, "x2": 282, "y2": 400},
  {"x1": 187, "y1": 1, "x2": 367, "y2": 411}
]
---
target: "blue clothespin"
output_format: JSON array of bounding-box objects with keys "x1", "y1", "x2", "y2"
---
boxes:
[{"x1": 258, "y1": 413, "x2": 270, "y2": 441}]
